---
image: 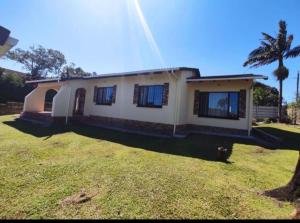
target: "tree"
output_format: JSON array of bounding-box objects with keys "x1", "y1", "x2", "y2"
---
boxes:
[
  {"x1": 6, "y1": 45, "x2": 66, "y2": 80},
  {"x1": 253, "y1": 82, "x2": 279, "y2": 106},
  {"x1": 61, "y1": 63, "x2": 91, "y2": 79},
  {"x1": 243, "y1": 20, "x2": 300, "y2": 122},
  {"x1": 0, "y1": 72, "x2": 33, "y2": 103},
  {"x1": 245, "y1": 21, "x2": 300, "y2": 202}
]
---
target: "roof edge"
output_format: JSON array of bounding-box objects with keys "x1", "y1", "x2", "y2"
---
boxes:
[
  {"x1": 26, "y1": 67, "x2": 200, "y2": 84},
  {"x1": 187, "y1": 74, "x2": 268, "y2": 82}
]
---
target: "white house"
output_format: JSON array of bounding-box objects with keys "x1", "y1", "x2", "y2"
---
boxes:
[{"x1": 21, "y1": 67, "x2": 267, "y2": 137}]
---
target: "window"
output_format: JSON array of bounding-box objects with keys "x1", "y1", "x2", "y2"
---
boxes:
[
  {"x1": 198, "y1": 92, "x2": 239, "y2": 119},
  {"x1": 138, "y1": 85, "x2": 164, "y2": 108},
  {"x1": 96, "y1": 87, "x2": 114, "y2": 105}
]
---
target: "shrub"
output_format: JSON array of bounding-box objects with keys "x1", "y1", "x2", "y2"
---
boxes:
[
  {"x1": 217, "y1": 146, "x2": 232, "y2": 162},
  {"x1": 263, "y1": 117, "x2": 278, "y2": 124}
]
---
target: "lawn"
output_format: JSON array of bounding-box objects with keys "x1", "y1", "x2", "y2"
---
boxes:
[{"x1": 0, "y1": 115, "x2": 299, "y2": 219}]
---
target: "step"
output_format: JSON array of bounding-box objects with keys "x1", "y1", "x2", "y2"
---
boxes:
[{"x1": 252, "y1": 128, "x2": 283, "y2": 146}]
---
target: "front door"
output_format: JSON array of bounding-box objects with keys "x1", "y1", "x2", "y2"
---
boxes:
[{"x1": 73, "y1": 88, "x2": 86, "y2": 116}]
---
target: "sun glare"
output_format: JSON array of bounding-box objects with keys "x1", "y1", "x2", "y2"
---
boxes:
[
  {"x1": 131, "y1": 0, "x2": 165, "y2": 66},
  {"x1": 68, "y1": 0, "x2": 165, "y2": 67}
]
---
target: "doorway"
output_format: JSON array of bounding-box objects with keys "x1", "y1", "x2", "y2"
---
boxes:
[{"x1": 73, "y1": 88, "x2": 86, "y2": 116}]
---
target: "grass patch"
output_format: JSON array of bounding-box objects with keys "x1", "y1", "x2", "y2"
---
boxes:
[{"x1": 0, "y1": 115, "x2": 298, "y2": 219}]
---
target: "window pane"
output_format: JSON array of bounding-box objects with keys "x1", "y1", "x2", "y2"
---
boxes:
[
  {"x1": 147, "y1": 86, "x2": 155, "y2": 105},
  {"x1": 97, "y1": 88, "x2": 103, "y2": 104},
  {"x1": 105, "y1": 87, "x2": 113, "y2": 103},
  {"x1": 138, "y1": 85, "x2": 163, "y2": 107},
  {"x1": 96, "y1": 87, "x2": 113, "y2": 104},
  {"x1": 153, "y1": 86, "x2": 163, "y2": 106},
  {"x1": 139, "y1": 86, "x2": 148, "y2": 106},
  {"x1": 229, "y1": 92, "x2": 238, "y2": 118},
  {"x1": 199, "y1": 92, "x2": 209, "y2": 116},
  {"x1": 208, "y1": 93, "x2": 228, "y2": 117}
]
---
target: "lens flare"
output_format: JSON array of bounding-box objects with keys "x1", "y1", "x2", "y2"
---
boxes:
[{"x1": 132, "y1": 0, "x2": 165, "y2": 66}]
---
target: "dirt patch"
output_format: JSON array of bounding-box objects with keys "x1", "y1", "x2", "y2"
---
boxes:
[
  {"x1": 291, "y1": 199, "x2": 300, "y2": 219},
  {"x1": 50, "y1": 141, "x2": 65, "y2": 148},
  {"x1": 60, "y1": 188, "x2": 98, "y2": 206},
  {"x1": 255, "y1": 147, "x2": 265, "y2": 153}
]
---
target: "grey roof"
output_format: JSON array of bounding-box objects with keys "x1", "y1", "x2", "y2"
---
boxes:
[
  {"x1": 25, "y1": 69, "x2": 268, "y2": 85},
  {"x1": 73, "y1": 67, "x2": 200, "y2": 80},
  {"x1": 0, "y1": 26, "x2": 10, "y2": 46},
  {"x1": 26, "y1": 67, "x2": 200, "y2": 84},
  {"x1": 187, "y1": 74, "x2": 268, "y2": 81},
  {"x1": 26, "y1": 78, "x2": 60, "y2": 84},
  {"x1": 0, "y1": 26, "x2": 18, "y2": 58}
]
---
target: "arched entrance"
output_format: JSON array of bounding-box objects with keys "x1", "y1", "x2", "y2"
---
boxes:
[
  {"x1": 73, "y1": 88, "x2": 86, "y2": 116},
  {"x1": 44, "y1": 89, "x2": 57, "y2": 112}
]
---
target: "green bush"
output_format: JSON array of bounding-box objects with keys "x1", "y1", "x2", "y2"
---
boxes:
[
  {"x1": 0, "y1": 73, "x2": 34, "y2": 103},
  {"x1": 263, "y1": 117, "x2": 278, "y2": 124}
]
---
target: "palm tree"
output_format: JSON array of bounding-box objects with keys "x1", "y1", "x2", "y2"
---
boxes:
[{"x1": 243, "y1": 20, "x2": 300, "y2": 122}]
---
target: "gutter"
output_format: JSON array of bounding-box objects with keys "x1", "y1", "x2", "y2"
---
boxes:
[
  {"x1": 170, "y1": 70, "x2": 179, "y2": 136},
  {"x1": 186, "y1": 76, "x2": 268, "y2": 82},
  {"x1": 247, "y1": 82, "x2": 254, "y2": 136}
]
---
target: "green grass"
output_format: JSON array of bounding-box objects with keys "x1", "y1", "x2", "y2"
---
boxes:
[{"x1": 0, "y1": 115, "x2": 299, "y2": 219}]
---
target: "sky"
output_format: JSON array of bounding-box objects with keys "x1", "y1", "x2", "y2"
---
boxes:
[{"x1": 0, "y1": 0, "x2": 300, "y2": 102}]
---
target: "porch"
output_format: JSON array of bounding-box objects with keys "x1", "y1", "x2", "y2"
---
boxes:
[{"x1": 20, "y1": 80, "x2": 63, "y2": 125}]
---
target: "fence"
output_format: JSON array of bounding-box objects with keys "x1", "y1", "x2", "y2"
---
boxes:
[
  {"x1": 288, "y1": 108, "x2": 300, "y2": 125},
  {"x1": 253, "y1": 106, "x2": 278, "y2": 120},
  {"x1": 0, "y1": 102, "x2": 53, "y2": 115},
  {"x1": 0, "y1": 102, "x2": 24, "y2": 115}
]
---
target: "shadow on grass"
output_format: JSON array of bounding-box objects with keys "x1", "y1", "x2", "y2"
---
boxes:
[
  {"x1": 255, "y1": 126, "x2": 300, "y2": 151},
  {"x1": 6, "y1": 119, "x2": 300, "y2": 202},
  {"x1": 3, "y1": 119, "x2": 293, "y2": 162}
]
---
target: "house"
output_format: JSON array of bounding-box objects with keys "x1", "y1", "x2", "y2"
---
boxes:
[
  {"x1": 0, "y1": 26, "x2": 18, "y2": 57},
  {"x1": 20, "y1": 67, "x2": 267, "y2": 137}
]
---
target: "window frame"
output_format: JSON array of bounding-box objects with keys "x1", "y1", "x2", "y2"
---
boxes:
[
  {"x1": 137, "y1": 85, "x2": 164, "y2": 108},
  {"x1": 198, "y1": 91, "x2": 240, "y2": 120},
  {"x1": 96, "y1": 86, "x2": 114, "y2": 106}
]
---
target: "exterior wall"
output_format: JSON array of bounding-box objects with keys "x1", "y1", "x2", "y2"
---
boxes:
[
  {"x1": 52, "y1": 84, "x2": 71, "y2": 117},
  {"x1": 23, "y1": 82, "x2": 61, "y2": 113},
  {"x1": 24, "y1": 71, "x2": 254, "y2": 136},
  {"x1": 65, "y1": 72, "x2": 181, "y2": 125},
  {"x1": 186, "y1": 80, "x2": 253, "y2": 131}
]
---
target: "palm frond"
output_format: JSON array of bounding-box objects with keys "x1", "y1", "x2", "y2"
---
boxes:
[
  {"x1": 243, "y1": 52, "x2": 277, "y2": 67},
  {"x1": 248, "y1": 41, "x2": 274, "y2": 57},
  {"x1": 248, "y1": 46, "x2": 267, "y2": 58},
  {"x1": 262, "y1": 32, "x2": 276, "y2": 45},
  {"x1": 277, "y1": 20, "x2": 287, "y2": 50},
  {"x1": 286, "y1": 35, "x2": 294, "y2": 51},
  {"x1": 249, "y1": 57, "x2": 277, "y2": 68},
  {"x1": 285, "y1": 46, "x2": 300, "y2": 58}
]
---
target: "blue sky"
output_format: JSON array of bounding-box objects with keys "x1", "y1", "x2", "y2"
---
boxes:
[{"x1": 1, "y1": 0, "x2": 300, "y2": 102}]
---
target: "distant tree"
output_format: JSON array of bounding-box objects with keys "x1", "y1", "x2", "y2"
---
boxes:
[
  {"x1": 253, "y1": 82, "x2": 279, "y2": 106},
  {"x1": 0, "y1": 67, "x2": 5, "y2": 78},
  {"x1": 61, "y1": 63, "x2": 91, "y2": 79},
  {"x1": 0, "y1": 72, "x2": 33, "y2": 103},
  {"x1": 243, "y1": 20, "x2": 300, "y2": 122},
  {"x1": 5, "y1": 45, "x2": 66, "y2": 80}
]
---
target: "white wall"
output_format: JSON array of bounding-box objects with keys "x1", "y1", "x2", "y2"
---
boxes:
[
  {"x1": 71, "y1": 72, "x2": 179, "y2": 125},
  {"x1": 23, "y1": 83, "x2": 61, "y2": 113},
  {"x1": 186, "y1": 80, "x2": 253, "y2": 130},
  {"x1": 52, "y1": 84, "x2": 71, "y2": 117},
  {"x1": 46, "y1": 72, "x2": 253, "y2": 132}
]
